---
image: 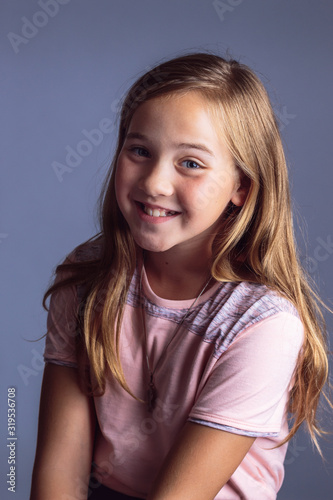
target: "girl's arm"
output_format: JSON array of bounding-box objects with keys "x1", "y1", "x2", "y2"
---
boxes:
[
  {"x1": 30, "y1": 363, "x2": 96, "y2": 500},
  {"x1": 147, "y1": 422, "x2": 255, "y2": 500}
]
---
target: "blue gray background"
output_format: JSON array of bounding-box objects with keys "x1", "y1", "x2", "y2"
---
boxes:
[{"x1": 1, "y1": 1, "x2": 332, "y2": 498}]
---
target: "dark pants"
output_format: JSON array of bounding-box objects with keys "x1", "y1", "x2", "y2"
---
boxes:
[{"x1": 88, "y1": 482, "x2": 143, "y2": 500}]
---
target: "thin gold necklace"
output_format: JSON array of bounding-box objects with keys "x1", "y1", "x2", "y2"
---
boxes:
[{"x1": 139, "y1": 262, "x2": 212, "y2": 412}]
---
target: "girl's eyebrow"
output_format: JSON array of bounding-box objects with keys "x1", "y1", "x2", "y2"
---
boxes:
[{"x1": 126, "y1": 132, "x2": 215, "y2": 157}]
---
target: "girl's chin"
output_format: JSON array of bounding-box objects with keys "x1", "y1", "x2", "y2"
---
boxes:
[
  {"x1": 133, "y1": 235, "x2": 175, "y2": 254},
  {"x1": 136, "y1": 243, "x2": 173, "y2": 254}
]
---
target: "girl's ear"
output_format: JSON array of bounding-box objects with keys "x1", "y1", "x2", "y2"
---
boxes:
[{"x1": 230, "y1": 171, "x2": 250, "y2": 207}]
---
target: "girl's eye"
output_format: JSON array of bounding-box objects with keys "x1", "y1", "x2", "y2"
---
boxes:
[
  {"x1": 182, "y1": 160, "x2": 202, "y2": 170},
  {"x1": 130, "y1": 146, "x2": 150, "y2": 157}
]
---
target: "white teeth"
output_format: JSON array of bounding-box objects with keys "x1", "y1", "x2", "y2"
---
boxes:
[{"x1": 143, "y1": 205, "x2": 176, "y2": 217}]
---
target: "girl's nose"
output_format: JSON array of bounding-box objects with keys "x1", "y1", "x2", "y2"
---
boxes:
[{"x1": 138, "y1": 163, "x2": 174, "y2": 198}]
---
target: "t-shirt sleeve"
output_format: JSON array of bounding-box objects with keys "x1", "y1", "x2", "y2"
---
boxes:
[
  {"x1": 43, "y1": 267, "x2": 79, "y2": 368},
  {"x1": 189, "y1": 312, "x2": 303, "y2": 437}
]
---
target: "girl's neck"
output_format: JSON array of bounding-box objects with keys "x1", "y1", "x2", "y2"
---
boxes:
[{"x1": 143, "y1": 247, "x2": 214, "y2": 301}]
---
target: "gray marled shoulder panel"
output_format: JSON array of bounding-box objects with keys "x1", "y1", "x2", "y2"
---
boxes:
[{"x1": 128, "y1": 267, "x2": 299, "y2": 358}]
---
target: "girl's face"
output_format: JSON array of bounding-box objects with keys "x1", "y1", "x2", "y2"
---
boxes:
[{"x1": 115, "y1": 91, "x2": 247, "y2": 256}]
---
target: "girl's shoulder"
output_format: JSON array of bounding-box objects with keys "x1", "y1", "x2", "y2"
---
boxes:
[
  {"x1": 202, "y1": 281, "x2": 302, "y2": 356},
  {"x1": 207, "y1": 280, "x2": 300, "y2": 336},
  {"x1": 213, "y1": 280, "x2": 299, "y2": 319}
]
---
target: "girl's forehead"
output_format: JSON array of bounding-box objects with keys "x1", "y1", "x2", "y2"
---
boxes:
[{"x1": 128, "y1": 91, "x2": 222, "y2": 135}]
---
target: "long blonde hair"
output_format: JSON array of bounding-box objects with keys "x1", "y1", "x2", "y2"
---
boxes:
[{"x1": 44, "y1": 53, "x2": 331, "y2": 452}]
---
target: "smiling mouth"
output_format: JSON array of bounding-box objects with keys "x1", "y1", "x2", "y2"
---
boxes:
[{"x1": 140, "y1": 203, "x2": 179, "y2": 218}]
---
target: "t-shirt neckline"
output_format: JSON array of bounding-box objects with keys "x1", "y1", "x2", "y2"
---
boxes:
[{"x1": 141, "y1": 265, "x2": 222, "y2": 310}]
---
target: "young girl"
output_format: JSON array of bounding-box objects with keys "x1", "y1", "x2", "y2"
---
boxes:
[{"x1": 30, "y1": 53, "x2": 330, "y2": 500}]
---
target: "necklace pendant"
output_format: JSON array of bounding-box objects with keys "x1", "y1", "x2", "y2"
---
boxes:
[
  {"x1": 147, "y1": 379, "x2": 157, "y2": 412},
  {"x1": 140, "y1": 261, "x2": 212, "y2": 414}
]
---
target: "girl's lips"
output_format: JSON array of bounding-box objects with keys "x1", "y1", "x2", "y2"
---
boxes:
[
  {"x1": 137, "y1": 201, "x2": 180, "y2": 214},
  {"x1": 135, "y1": 202, "x2": 180, "y2": 223}
]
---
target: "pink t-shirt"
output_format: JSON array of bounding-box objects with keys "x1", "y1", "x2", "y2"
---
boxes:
[{"x1": 44, "y1": 245, "x2": 303, "y2": 499}]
